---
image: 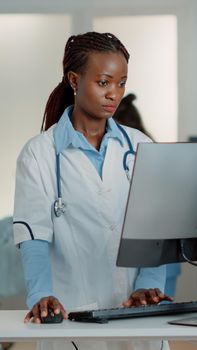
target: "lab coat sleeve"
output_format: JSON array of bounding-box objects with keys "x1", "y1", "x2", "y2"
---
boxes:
[
  {"x1": 20, "y1": 240, "x2": 55, "y2": 309},
  {"x1": 13, "y1": 144, "x2": 53, "y2": 245},
  {"x1": 133, "y1": 265, "x2": 166, "y2": 293}
]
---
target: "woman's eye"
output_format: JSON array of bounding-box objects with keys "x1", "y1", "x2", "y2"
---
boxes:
[
  {"x1": 98, "y1": 80, "x2": 108, "y2": 87},
  {"x1": 119, "y1": 80, "x2": 126, "y2": 87}
]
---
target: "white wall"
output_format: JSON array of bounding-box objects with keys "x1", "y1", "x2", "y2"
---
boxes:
[
  {"x1": 0, "y1": 14, "x2": 71, "y2": 217},
  {"x1": 94, "y1": 15, "x2": 177, "y2": 142}
]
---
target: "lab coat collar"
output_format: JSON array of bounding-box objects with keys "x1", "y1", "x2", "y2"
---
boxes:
[{"x1": 53, "y1": 105, "x2": 123, "y2": 155}]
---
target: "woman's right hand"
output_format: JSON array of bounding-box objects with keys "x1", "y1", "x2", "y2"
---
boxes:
[{"x1": 24, "y1": 296, "x2": 68, "y2": 323}]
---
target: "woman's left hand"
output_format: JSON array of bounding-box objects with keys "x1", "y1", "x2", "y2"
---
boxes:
[{"x1": 122, "y1": 288, "x2": 173, "y2": 307}]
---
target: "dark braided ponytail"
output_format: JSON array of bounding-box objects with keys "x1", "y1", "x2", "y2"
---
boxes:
[{"x1": 42, "y1": 32, "x2": 129, "y2": 131}]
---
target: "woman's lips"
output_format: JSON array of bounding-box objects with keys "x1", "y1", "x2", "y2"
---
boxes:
[{"x1": 102, "y1": 105, "x2": 117, "y2": 113}]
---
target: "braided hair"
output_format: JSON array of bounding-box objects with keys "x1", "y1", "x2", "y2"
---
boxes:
[{"x1": 41, "y1": 32, "x2": 129, "y2": 131}]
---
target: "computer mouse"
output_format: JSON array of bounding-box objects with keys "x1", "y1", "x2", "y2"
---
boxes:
[{"x1": 41, "y1": 307, "x2": 64, "y2": 324}]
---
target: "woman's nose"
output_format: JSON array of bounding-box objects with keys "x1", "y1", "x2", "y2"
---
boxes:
[{"x1": 105, "y1": 88, "x2": 117, "y2": 101}]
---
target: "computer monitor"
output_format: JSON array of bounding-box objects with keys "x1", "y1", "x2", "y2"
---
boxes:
[{"x1": 116, "y1": 142, "x2": 197, "y2": 268}]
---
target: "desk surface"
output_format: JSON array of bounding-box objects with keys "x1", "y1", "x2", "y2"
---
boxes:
[{"x1": 1, "y1": 310, "x2": 197, "y2": 342}]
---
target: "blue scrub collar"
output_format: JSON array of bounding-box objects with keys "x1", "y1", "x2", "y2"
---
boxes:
[{"x1": 53, "y1": 105, "x2": 124, "y2": 155}]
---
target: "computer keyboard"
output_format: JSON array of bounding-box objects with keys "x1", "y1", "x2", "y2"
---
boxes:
[{"x1": 68, "y1": 301, "x2": 197, "y2": 323}]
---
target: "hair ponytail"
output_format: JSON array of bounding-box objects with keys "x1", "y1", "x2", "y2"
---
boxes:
[{"x1": 41, "y1": 81, "x2": 74, "y2": 131}]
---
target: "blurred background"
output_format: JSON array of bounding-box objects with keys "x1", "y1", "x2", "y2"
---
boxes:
[{"x1": 0, "y1": 0, "x2": 197, "y2": 318}]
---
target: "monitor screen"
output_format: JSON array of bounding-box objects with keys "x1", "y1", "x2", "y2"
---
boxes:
[{"x1": 116, "y1": 142, "x2": 197, "y2": 268}]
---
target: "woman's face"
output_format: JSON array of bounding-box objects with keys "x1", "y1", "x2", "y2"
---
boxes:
[{"x1": 72, "y1": 51, "x2": 128, "y2": 121}]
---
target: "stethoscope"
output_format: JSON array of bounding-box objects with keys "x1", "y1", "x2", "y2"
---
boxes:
[{"x1": 54, "y1": 124, "x2": 136, "y2": 217}]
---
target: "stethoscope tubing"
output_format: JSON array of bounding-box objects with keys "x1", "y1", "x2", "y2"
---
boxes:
[
  {"x1": 56, "y1": 153, "x2": 62, "y2": 199},
  {"x1": 54, "y1": 124, "x2": 136, "y2": 217},
  {"x1": 116, "y1": 124, "x2": 136, "y2": 171}
]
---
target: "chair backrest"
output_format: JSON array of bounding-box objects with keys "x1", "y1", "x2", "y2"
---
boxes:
[{"x1": 0, "y1": 216, "x2": 25, "y2": 298}]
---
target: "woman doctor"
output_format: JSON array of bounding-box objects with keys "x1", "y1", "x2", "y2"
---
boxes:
[{"x1": 13, "y1": 32, "x2": 172, "y2": 350}]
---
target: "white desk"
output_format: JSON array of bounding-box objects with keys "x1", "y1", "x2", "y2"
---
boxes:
[{"x1": 0, "y1": 311, "x2": 197, "y2": 343}]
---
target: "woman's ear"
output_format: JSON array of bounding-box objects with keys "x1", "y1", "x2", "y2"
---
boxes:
[{"x1": 67, "y1": 71, "x2": 79, "y2": 92}]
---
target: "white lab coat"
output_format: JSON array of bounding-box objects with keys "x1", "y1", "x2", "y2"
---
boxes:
[{"x1": 13, "y1": 124, "x2": 170, "y2": 350}]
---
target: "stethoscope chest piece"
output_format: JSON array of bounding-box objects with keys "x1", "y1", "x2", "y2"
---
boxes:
[{"x1": 54, "y1": 198, "x2": 66, "y2": 217}]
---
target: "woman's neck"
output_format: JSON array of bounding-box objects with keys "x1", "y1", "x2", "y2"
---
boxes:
[{"x1": 71, "y1": 111, "x2": 107, "y2": 150}]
